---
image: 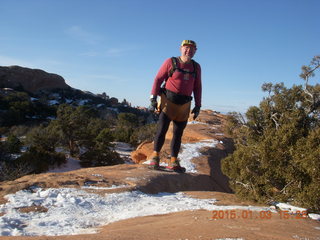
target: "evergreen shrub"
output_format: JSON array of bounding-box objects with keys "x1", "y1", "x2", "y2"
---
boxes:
[{"x1": 222, "y1": 56, "x2": 320, "y2": 212}]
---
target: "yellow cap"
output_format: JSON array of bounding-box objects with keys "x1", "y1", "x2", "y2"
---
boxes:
[{"x1": 181, "y1": 40, "x2": 197, "y2": 48}]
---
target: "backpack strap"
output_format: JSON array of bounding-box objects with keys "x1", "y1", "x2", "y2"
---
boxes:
[
  {"x1": 161, "y1": 57, "x2": 178, "y2": 89},
  {"x1": 169, "y1": 57, "x2": 197, "y2": 78},
  {"x1": 168, "y1": 57, "x2": 178, "y2": 77},
  {"x1": 163, "y1": 57, "x2": 197, "y2": 90},
  {"x1": 191, "y1": 60, "x2": 197, "y2": 79}
]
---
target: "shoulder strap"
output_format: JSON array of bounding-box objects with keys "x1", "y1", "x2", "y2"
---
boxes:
[
  {"x1": 168, "y1": 57, "x2": 178, "y2": 77},
  {"x1": 161, "y1": 57, "x2": 177, "y2": 89},
  {"x1": 191, "y1": 60, "x2": 197, "y2": 78},
  {"x1": 168, "y1": 57, "x2": 198, "y2": 79}
]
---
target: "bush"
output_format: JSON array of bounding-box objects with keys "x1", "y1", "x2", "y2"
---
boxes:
[
  {"x1": 26, "y1": 124, "x2": 62, "y2": 152},
  {"x1": 79, "y1": 149, "x2": 122, "y2": 168},
  {"x1": 222, "y1": 56, "x2": 320, "y2": 212},
  {"x1": 130, "y1": 123, "x2": 157, "y2": 146},
  {"x1": 17, "y1": 147, "x2": 66, "y2": 173},
  {"x1": 0, "y1": 160, "x2": 33, "y2": 181},
  {"x1": 79, "y1": 128, "x2": 123, "y2": 167},
  {"x1": 53, "y1": 104, "x2": 98, "y2": 156},
  {"x1": 5, "y1": 134, "x2": 22, "y2": 153}
]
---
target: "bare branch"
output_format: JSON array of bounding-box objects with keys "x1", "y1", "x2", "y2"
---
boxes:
[
  {"x1": 280, "y1": 180, "x2": 294, "y2": 194},
  {"x1": 236, "y1": 181, "x2": 251, "y2": 190},
  {"x1": 238, "y1": 112, "x2": 247, "y2": 125},
  {"x1": 300, "y1": 55, "x2": 320, "y2": 114},
  {"x1": 271, "y1": 112, "x2": 281, "y2": 130}
]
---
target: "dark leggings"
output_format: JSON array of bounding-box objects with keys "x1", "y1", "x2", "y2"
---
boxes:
[{"x1": 153, "y1": 112, "x2": 188, "y2": 157}]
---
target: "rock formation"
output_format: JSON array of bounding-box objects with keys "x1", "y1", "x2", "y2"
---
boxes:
[{"x1": 0, "y1": 65, "x2": 70, "y2": 93}]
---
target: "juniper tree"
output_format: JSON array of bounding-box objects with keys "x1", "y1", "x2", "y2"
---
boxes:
[
  {"x1": 222, "y1": 55, "x2": 320, "y2": 212},
  {"x1": 53, "y1": 104, "x2": 97, "y2": 156}
]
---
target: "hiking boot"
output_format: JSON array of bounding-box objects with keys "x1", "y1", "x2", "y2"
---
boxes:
[
  {"x1": 149, "y1": 155, "x2": 160, "y2": 169},
  {"x1": 166, "y1": 159, "x2": 186, "y2": 173}
]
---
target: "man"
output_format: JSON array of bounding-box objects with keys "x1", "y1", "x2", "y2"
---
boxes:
[{"x1": 148, "y1": 40, "x2": 202, "y2": 172}]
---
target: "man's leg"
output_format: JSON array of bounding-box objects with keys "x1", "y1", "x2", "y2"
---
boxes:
[
  {"x1": 170, "y1": 120, "x2": 187, "y2": 158},
  {"x1": 150, "y1": 112, "x2": 171, "y2": 167},
  {"x1": 154, "y1": 112, "x2": 171, "y2": 152},
  {"x1": 165, "y1": 120, "x2": 187, "y2": 172}
]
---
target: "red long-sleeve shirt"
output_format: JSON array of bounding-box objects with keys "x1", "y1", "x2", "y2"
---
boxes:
[{"x1": 151, "y1": 57, "x2": 202, "y2": 107}]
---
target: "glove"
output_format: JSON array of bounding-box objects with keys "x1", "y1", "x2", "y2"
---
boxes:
[
  {"x1": 191, "y1": 106, "x2": 201, "y2": 120},
  {"x1": 148, "y1": 96, "x2": 158, "y2": 112}
]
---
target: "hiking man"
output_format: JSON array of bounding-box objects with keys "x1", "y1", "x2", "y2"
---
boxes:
[{"x1": 148, "y1": 40, "x2": 202, "y2": 172}]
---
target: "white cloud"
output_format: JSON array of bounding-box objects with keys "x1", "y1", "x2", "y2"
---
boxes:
[
  {"x1": 105, "y1": 48, "x2": 127, "y2": 57},
  {"x1": 65, "y1": 26, "x2": 102, "y2": 45}
]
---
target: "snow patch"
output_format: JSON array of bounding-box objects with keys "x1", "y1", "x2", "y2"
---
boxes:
[
  {"x1": 309, "y1": 214, "x2": 320, "y2": 221},
  {"x1": 179, "y1": 139, "x2": 218, "y2": 173},
  {"x1": 275, "y1": 202, "x2": 320, "y2": 221},
  {"x1": 187, "y1": 121, "x2": 208, "y2": 125},
  {"x1": 48, "y1": 100, "x2": 59, "y2": 105},
  {"x1": 0, "y1": 187, "x2": 276, "y2": 236},
  {"x1": 275, "y1": 203, "x2": 306, "y2": 213},
  {"x1": 47, "y1": 142, "x2": 133, "y2": 173},
  {"x1": 78, "y1": 99, "x2": 90, "y2": 105},
  {"x1": 0, "y1": 188, "x2": 215, "y2": 236},
  {"x1": 81, "y1": 184, "x2": 129, "y2": 190},
  {"x1": 142, "y1": 139, "x2": 218, "y2": 173}
]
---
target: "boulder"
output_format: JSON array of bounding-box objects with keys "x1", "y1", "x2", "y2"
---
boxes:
[{"x1": 131, "y1": 140, "x2": 153, "y2": 164}]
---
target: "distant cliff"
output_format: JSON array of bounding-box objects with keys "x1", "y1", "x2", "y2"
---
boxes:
[{"x1": 0, "y1": 65, "x2": 70, "y2": 93}]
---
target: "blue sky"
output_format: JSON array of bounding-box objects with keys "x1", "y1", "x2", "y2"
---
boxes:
[{"x1": 1, "y1": 0, "x2": 319, "y2": 113}]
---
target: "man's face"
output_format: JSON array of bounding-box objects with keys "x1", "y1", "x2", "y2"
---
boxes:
[{"x1": 180, "y1": 44, "x2": 197, "y2": 59}]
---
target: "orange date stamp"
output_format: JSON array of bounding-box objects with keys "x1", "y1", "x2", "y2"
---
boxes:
[{"x1": 212, "y1": 210, "x2": 308, "y2": 220}]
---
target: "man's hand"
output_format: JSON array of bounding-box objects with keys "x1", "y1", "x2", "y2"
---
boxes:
[
  {"x1": 191, "y1": 106, "x2": 201, "y2": 120},
  {"x1": 148, "y1": 96, "x2": 158, "y2": 112}
]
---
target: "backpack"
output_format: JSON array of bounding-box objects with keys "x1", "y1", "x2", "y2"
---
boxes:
[
  {"x1": 168, "y1": 57, "x2": 198, "y2": 78},
  {"x1": 161, "y1": 57, "x2": 198, "y2": 92}
]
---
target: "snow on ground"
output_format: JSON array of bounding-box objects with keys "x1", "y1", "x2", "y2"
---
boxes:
[
  {"x1": 78, "y1": 99, "x2": 90, "y2": 105},
  {"x1": 48, "y1": 99, "x2": 59, "y2": 105},
  {"x1": 187, "y1": 120, "x2": 208, "y2": 125},
  {"x1": 0, "y1": 187, "x2": 275, "y2": 236},
  {"x1": 179, "y1": 139, "x2": 218, "y2": 173},
  {"x1": 187, "y1": 121, "x2": 220, "y2": 131},
  {"x1": 47, "y1": 142, "x2": 134, "y2": 173},
  {"x1": 112, "y1": 142, "x2": 134, "y2": 163},
  {"x1": 1, "y1": 186, "x2": 319, "y2": 237},
  {"x1": 275, "y1": 203, "x2": 320, "y2": 221},
  {"x1": 143, "y1": 139, "x2": 218, "y2": 173},
  {"x1": 81, "y1": 184, "x2": 129, "y2": 190}
]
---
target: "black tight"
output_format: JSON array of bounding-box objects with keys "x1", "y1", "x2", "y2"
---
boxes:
[{"x1": 153, "y1": 112, "x2": 187, "y2": 157}]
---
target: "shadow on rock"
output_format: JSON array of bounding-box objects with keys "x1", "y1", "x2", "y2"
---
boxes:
[
  {"x1": 136, "y1": 136, "x2": 235, "y2": 195},
  {"x1": 136, "y1": 171, "x2": 220, "y2": 194},
  {"x1": 201, "y1": 137, "x2": 235, "y2": 194}
]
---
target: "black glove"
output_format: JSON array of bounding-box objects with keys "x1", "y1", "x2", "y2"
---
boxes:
[
  {"x1": 191, "y1": 106, "x2": 201, "y2": 120},
  {"x1": 148, "y1": 97, "x2": 158, "y2": 112}
]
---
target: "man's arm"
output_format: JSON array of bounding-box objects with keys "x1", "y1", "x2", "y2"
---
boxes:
[
  {"x1": 193, "y1": 63, "x2": 202, "y2": 107},
  {"x1": 150, "y1": 58, "x2": 171, "y2": 97}
]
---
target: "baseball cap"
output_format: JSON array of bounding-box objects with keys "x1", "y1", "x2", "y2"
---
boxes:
[{"x1": 181, "y1": 40, "x2": 197, "y2": 48}]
